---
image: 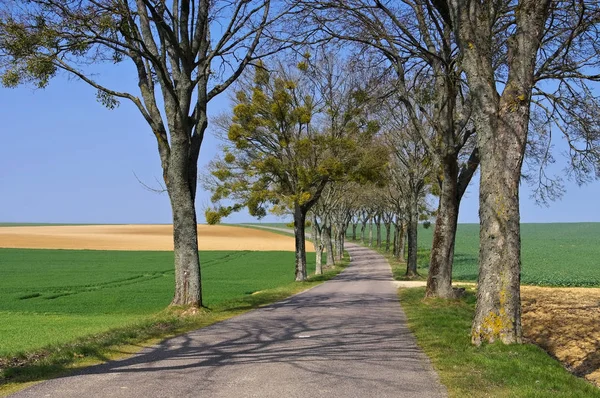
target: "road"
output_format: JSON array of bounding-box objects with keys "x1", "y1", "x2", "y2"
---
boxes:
[{"x1": 12, "y1": 242, "x2": 446, "y2": 398}]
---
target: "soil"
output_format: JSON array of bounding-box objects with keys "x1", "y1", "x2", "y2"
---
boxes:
[
  {"x1": 0, "y1": 224, "x2": 313, "y2": 252},
  {"x1": 521, "y1": 286, "x2": 600, "y2": 386}
]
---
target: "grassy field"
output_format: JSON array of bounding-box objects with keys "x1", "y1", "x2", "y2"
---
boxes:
[
  {"x1": 0, "y1": 249, "x2": 316, "y2": 357},
  {"x1": 348, "y1": 222, "x2": 600, "y2": 287},
  {"x1": 399, "y1": 287, "x2": 600, "y2": 397},
  {"x1": 419, "y1": 223, "x2": 600, "y2": 286}
]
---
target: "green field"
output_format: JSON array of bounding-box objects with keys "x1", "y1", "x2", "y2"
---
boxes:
[
  {"x1": 417, "y1": 223, "x2": 600, "y2": 287},
  {"x1": 348, "y1": 222, "x2": 600, "y2": 287},
  {"x1": 0, "y1": 249, "x2": 315, "y2": 356}
]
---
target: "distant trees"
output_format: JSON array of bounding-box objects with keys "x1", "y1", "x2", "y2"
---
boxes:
[
  {"x1": 0, "y1": 0, "x2": 296, "y2": 307},
  {"x1": 204, "y1": 53, "x2": 387, "y2": 280},
  {"x1": 300, "y1": 0, "x2": 479, "y2": 298}
]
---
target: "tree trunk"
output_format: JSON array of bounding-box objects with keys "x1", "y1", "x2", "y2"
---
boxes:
[
  {"x1": 446, "y1": 0, "x2": 550, "y2": 345},
  {"x1": 472, "y1": 121, "x2": 525, "y2": 344},
  {"x1": 312, "y1": 214, "x2": 323, "y2": 275},
  {"x1": 323, "y1": 225, "x2": 335, "y2": 266},
  {"x1": 166, "y1": 137, "x2": 202, "y2": 307},
  {"x1": 352, "y1": 223, "x2": 357, "y2": 240},
  {"x1": 168, "y1": 173, "x2": 202, "y2": 307},
  {"x1": 293, "y1": 203, "x2": 308, "y2": 281},
  {"x1": 336, "y1": 229, "x2": 344, "y2": 260},
  {"x1": 426, "y1": 156, "x2": 460, "y2": 298},
  {"x1": 360, "y1": 221, "x2": 367, "y2": 243},
  {"x1": 384, "y1": 222, "x2": 391, "y2": 252},
  {"x1": 369, "y1": 217, "x2": 373, "y2": 247},
  {"x1": 376, "y1": 215, "x2": 382, "y2": 248},
  {"x1": 393, "y1": 222, "x2": 400, "y2": 257},
  {"x1": 405, "y1": 195, "x2": 419, "y2": 277},
  {"x1": 398, "y1": 221, "x2": 406, "y2": 261}
]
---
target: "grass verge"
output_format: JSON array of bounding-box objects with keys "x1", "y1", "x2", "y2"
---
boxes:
[
  {"x1": 0, "y1": 256, "x2": 349, "y2": 396},
  {"x1": 399, "y1": 287, "x2": 600, "y2": 397}
]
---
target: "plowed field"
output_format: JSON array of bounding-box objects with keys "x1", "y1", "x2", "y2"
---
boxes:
[{"x1": 522, "y1": 286, "x2": 600, "y2": 386}]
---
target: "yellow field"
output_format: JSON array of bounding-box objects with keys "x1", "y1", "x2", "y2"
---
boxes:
[{"x1": 0, "y1": 224, "x2": 313, "y2": 252}]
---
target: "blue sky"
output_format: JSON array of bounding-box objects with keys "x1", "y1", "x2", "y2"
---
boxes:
[{"x1": 0, "y1": 71, "x2": 598, "y2": 224}]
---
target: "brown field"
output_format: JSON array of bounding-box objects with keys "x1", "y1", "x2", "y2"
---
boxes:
[
  {"x1": 0, "y1": 224, "x2": 313, "y2": 252},
  {"x1": 522, "y1": 286, "x2": 600, "y2": 386}
]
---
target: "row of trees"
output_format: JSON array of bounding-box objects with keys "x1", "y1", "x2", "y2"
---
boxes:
[{"x1": 2, "y1": 0, "x2": 599, "y2": 346}]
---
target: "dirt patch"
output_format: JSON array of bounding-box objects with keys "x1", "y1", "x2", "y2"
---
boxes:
[
  {"x1": 0, "y1": 224, "x2": 313, "y2": 252},
  {"x1": 522, "y1": 286, "x2": 600, "y2": 386}
]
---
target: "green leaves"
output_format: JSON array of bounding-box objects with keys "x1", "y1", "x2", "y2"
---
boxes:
[
  {"x1": 205, "y1": 59, "x2": 388, "y2": 222},
  {"x1": 96, "y1": 90, "x2": 120, "y2": 110}
]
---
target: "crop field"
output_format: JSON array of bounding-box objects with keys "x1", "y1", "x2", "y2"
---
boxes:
[
  {"x1": 0, "y1": 248, "x2": 315, "y2": 357},
  {"x1": 418, "y1": 223, "x2": 600, "y2": 287},
  {"x1": 349, "y1": 222, "x2": 600, "y2": 287}
]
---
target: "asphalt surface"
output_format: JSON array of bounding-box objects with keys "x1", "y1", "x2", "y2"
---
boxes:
[{"x1": 12, "y1": 243, "x2": 446, "y2": 398}]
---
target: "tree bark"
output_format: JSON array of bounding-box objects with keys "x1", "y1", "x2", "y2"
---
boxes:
[
  {"x1": 444, "y1": 0, "x2": 551, "y2": 345},
  {"x1": 368, "y1": 216, "x2": 374, "y2": 247},
  {"x1": 405, "y1": 194, "x2": 419, "y2": 277},
  {"x1": 335, "y1": 229, "x2": 344, "y2": 260},
  {"x1": 385, "y1": 222, "x2": 391, "y2": 252},
  {"x1": 398, "y1": 220, "x2": 406, "y2": 261},
  {"x1": 360, "y1": 216, "x2": 368, "y2": 243},
  {"x1": 312, "y1": 214, "x2": 323, "y2": 275},
  {"x1": 426, "y1": 156, "x2": 460, "y2": 298},
  {"x1": 293, "y1": 203, "x2": 308, "y2": 281},
  {"x1": 322, "y1": 225, "x2": 335, "y2": 266},
  {"x1": 426, "y1": 148, "x2": 480, "y2": 298},
  {"x1": 166, "y1": 129, "x2": 203, "y2": 307},
  {"x1": 167, "y1": 171, "x2": 202, "y2": 307},
  {"x1": 375, "y1": 213, "x2": 382, "y2": 248},
  {"x1": 352, "y1": 223, "x2": 357, "y2": 240}
]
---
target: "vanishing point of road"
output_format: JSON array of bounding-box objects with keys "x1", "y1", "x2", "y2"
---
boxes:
[{"x1": 12, "y1": 242, "x2": 446, "y2": 398}]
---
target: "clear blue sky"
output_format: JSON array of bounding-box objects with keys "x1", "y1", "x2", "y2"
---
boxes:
[{"x1": 0, "y1": 68, "x2": 598, "y2": 224}]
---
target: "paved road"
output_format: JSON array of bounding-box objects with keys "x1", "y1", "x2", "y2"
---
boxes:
[{"x1": 12, "y1": 243, "x2": 446, "y2": 398}]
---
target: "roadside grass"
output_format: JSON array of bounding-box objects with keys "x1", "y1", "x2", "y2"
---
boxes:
[
  {"x1": 399, "y1": 287, "x2": 600, "y2": 398},
  {"x1": 0, "y1": 248, "x2": 349, "y2": 395}
]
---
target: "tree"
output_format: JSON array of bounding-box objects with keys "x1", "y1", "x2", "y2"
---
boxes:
[
  {"x1": 205, "y1": 55, "x2": 387, "y2": 280},
  {"x1": 384, "y1": 109, "x2": 432, "y2": 277},
  {"x1": 435, "y1": 0, "x2": 600, "y2": 344},
  {"x1": 301, "y1": 0, "x2": 480, "y2": 298},
  {"x1": 0, "y1": 0, "x2": 294, "y2": 306}
]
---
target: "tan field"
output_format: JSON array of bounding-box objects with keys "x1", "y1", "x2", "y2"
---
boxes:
[
  {"x1": 522, "y1": 286, "x2": 600, "y2": 386},
  {"x1": 0, "y1": 224, "x2": 313, "y2": 252}
]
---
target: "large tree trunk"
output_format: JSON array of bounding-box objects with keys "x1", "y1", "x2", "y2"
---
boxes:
[
  {"x1": 472, "y1": 127, "x2": 525, "y2": 344},
  {"x1": 426, "y1": 156, "x2": 460, "y2": 298},
  {"x1": 168, "y1": 175, "x2": 202, "y2": 307},
  {"x1": 445, "y1": 0, "x2": 551, "y2": 345},
  {"x1": 167, "y1": 133, "x2": 203, "y2": 307},
  {"x1": 293, "y1": 203, "x2": 308, "y2": 281},
  {"x1": 405, "y1": 194, "x2": 419, "y2": 277},
  {"x1": 426, "y1": 149, "x2": 480, "y2": 299}
]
